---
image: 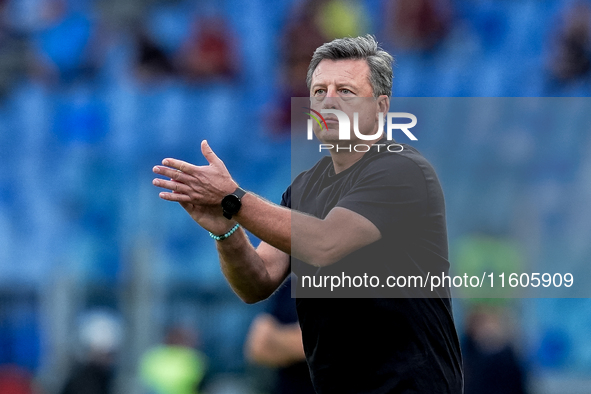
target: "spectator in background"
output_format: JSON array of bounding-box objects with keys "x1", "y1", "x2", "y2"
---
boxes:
[
  {"x1": 35, "y1": 0, "x2": 103, "y2": 84},
  {"x1": 60, "y1": 310, "x2": 122, "y2": 394},
  {"x1": 0, "y1": 0, "x2": 34, "y2": 98},
  {"x1": 134, "y1": 29, "x2": 175, "y2": 84},
  {"x1": 453, "y1": 233, "x2": 529, "y2": 393},
  {"x1": 268, "y1": 0, "x2": 371, "y2": 136},
  {"x1": 462, "y1": 305, "x2": 528, "y2": 394},
  {"x1": 244, "y1": 275, "x2": 315, "y2": 394},
  {"x1": 384, "y1": 0, "x2": 452, "y2": 51},
  {"x1": 315, "y1": 0, "x2": 369, "y2": 41},
  {"x1": 279, "y1": 0, "x2": 368, "y2": 97},
  {"x1": 282, "y1": 2, "x2": 327, "y2": 97},
  {"x1": 547, "y1": 1, "x2": 591, "y2": 88},
  {"x1": 176, "y1": 16, "x2": 239, "y2": 82},
  {"x1": 266, "y1": 1, "x2": 327, "y2": 136},
  {"x1": 140, "y1": 326, "x2": 207, "y2": 394}
]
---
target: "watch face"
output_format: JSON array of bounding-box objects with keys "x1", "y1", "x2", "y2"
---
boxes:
[{"x1": 222, "y1": 194, "x2": 242, "y2": 215}]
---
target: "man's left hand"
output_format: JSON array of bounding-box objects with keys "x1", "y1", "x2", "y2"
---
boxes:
[{"x1": 152, "y1": 140, "x2": 238, "y2": 206}]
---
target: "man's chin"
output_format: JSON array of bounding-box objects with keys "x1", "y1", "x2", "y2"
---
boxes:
[{"x1": 315, "y1": 129, "x2": 340, "y2": 144}]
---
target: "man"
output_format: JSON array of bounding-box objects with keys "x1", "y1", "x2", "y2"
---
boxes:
[
  {"x1": 153, "y1": 35, "x2": 463, "y2": 393},
  {"x1": 244, "y1": 275, "x2": 316, "y2": 394}
]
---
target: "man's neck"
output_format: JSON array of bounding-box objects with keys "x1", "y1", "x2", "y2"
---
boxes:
[
  {"x1": 330, "y1": 150, "x2": 365, "y2": 174},
  {"x1": 328, "y1": 136, "x2": 384, "y2": 174}
]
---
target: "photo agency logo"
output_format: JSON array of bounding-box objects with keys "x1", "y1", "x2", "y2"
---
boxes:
[{"x1": 304, "y1": 107, "x2": 418, "y2": 153}]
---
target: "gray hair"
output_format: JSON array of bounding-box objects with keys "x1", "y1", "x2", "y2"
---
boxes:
[{"x1": 306, "y1": 35, "x2": 394, "y2": 97}]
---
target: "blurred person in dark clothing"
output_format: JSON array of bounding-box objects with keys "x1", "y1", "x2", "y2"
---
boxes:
[
  {"x1": 548, "y1": 1, "x2": 591, "y2": 86},
  {"x1": 245, "y1": 275, "x2": 315, "y2": 394},
  {"x1": 0, "y1": 0, "x2": 33, "y2": 98},
  {"x1": 135, "y1": 30, "x2": 175, "y2": 83},
  {"x1": 60, "y1": 310, "x2": 121, "y2": 394},
  {"x1": 462, "y1": 305, "x2": 528, "y2": 394},
  {"x1": 60, "y1": 361, "x2": 113, "y2": 394}
]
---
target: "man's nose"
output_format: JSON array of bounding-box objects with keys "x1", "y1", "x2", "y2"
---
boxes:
[
  {"x1": 323, "y1": 87, "x2": 339, "y2": 108},
  {"x1": 325, "y1": 86, "x2": 339, "y2": 97}
]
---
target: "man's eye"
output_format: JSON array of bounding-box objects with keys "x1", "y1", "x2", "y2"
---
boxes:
[
  {"x1": 340, "y1": 89, "x2": 353, "y2": 94},
  {"x1": 314, "y1": 89, "x2": 326, "y2": 95}
]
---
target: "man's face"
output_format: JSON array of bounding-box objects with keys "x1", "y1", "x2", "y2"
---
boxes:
[{"x1": 309, "y1": 59, "x2": 387, "y2": 144}]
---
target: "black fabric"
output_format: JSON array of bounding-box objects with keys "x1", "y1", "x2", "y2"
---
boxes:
[
  {"x1": 282, "y1": 143, "x2": 464, "y2": 394},
  {"x1": 462, "y1": 336, "x2": 527, "y2": 394},
  {"x1": 60, "y1": 362, "x2": 113, "y2": 394},
  {"x1": 267, "y1": 277, "x2": 317, "y2": 394}
]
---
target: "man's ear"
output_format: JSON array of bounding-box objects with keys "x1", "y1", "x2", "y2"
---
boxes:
[{"x1": 376, "y1": 95, "x2": 390, "y2": 120}]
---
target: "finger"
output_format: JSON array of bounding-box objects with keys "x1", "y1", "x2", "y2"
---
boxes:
[
  {"x1": 201, "y1": 140, "x2": 221, "y2": 165},
  {"x1": 152, "y1": 178, "x2": 191, "y2": 194},
  {"x1": 161, "y1": 158, "x2": 197, "y2": 174},
  {"x1": 158, "y1": 191, "x2": 192, "y2": 202},
  {"x1": 153, "y1": 165, "x2": 192, "y2": 183}
]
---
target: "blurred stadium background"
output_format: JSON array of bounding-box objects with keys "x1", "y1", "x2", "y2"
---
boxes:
[{"x1": 1, "y1": 0, "x2": 591, "y2": 393}]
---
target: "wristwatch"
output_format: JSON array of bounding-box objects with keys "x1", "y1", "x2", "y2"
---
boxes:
[{"x1": 221, "y1": 187, "x2": 247, "y2": 219}]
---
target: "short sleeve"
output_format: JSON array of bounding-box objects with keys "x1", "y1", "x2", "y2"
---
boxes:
[
  {"x1": 336, "y1": 155, "x2": 427, "y2": 235},
  {"x1": 280, "y1": 185, "x2": 292, "y2": 208}
]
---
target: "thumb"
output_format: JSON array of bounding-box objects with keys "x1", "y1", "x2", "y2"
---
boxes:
[{"x1": 201, "y1": 140, "x2": 220, "y2": 165}]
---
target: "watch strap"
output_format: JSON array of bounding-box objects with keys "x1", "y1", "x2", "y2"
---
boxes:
[{"x1": 233, "y1": 187, "x2": 247, "y2": 199}]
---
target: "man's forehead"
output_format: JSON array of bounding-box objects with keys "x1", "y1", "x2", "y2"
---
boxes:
[{"x1": 311, "y1": 59, "x2": 370, "y2": 84}]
